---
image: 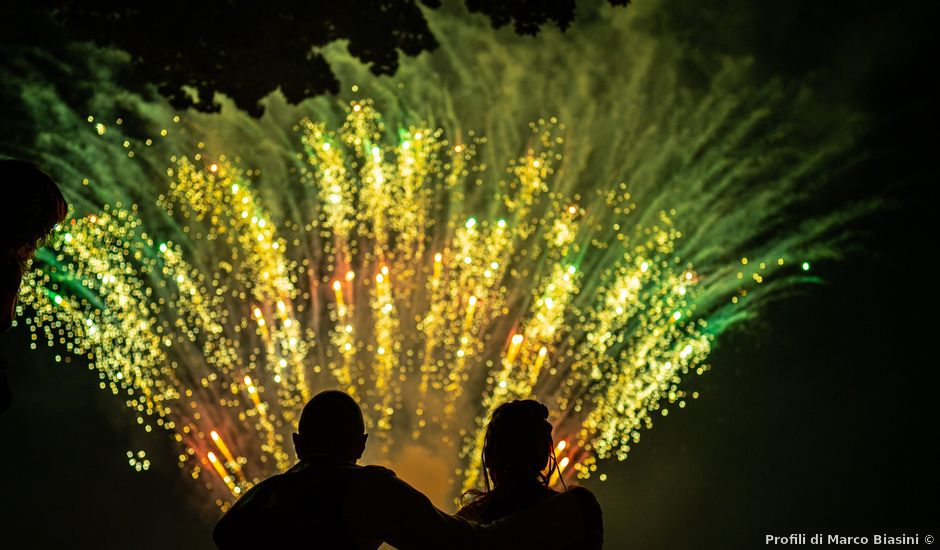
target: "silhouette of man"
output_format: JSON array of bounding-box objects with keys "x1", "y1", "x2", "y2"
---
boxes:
[
  {"x1": 0, "y1": 159, "x2": 68, "y2": 414},
  {"x1": 214, "y1": 390, "x2": 602, "y2": 549}
]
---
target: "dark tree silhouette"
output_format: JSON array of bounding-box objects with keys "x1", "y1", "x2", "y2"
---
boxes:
[
  {"x1": 17, "y1": 0, "x2": 629, "y2": 116},
  {"x1": 466, "y1": 0, "x2": 629, "y2": 34}
]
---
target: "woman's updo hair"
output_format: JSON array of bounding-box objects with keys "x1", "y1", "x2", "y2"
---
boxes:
[{"x1": 482, "y1": 399, "x2": 556, "y2": 489}]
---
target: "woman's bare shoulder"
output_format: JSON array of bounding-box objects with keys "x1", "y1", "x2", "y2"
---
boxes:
[{"x1": 456, "y1": 499, "x2": 488, "y2": 522}]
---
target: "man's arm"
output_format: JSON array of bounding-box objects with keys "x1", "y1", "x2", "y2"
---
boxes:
[
  {"x1": 347, "y1": 467, "x2": 602, "y2": 550},
  {"x1": 476, "y1": 487, "x2": 603, "y2": 550},
  {"x1": 346, "y1": 466, "x2": 478, "y2": 550}
]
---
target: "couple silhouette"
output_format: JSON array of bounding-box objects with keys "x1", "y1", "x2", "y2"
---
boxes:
[{"x1": 213, "y1": 391, "x2": 603, "y2": 549}]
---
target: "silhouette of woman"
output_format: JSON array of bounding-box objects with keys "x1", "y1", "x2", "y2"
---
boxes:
[{"x1": 457, "y1": 399, "x2": 603, "y2": 546}]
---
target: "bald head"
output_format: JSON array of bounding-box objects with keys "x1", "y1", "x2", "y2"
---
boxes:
[{"x1": 292, "y1": 390, "x2": 367, "y2": 462}]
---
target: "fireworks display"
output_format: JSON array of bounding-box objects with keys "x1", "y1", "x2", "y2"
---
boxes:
[
  {"x1": 4, "y1": 2, "x2": 872, "y2": 513},
  {"x1": 20, "y1": 99, "x2": 803, "y2": 509}
]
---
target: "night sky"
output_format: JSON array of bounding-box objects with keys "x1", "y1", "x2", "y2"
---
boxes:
[{"x1": 1, "y1": 1, "x2": 938, "y2": 548}]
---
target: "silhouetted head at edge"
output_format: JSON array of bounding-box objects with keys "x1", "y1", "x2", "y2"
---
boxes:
[
  {"x1": 1, "y1": 160, "x2": 67, "y2": 332},
  {"x1": 292, "y1": 390, "x2": 368, "y2": 463},
  {"x1": 1, "y1": 159, "x2": 67, "y2": 415}
]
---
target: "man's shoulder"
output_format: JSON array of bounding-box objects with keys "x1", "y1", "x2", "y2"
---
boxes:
[
  {"x1": 347, "y1": 464, "x2": 429, "y2": 503},
  {"x1": 350, "y1": 464, "x2": 402, "y2": 489},
  {"x1": 225, "y1": 471, "x2": 287, "y2": 509},
  {"x1": 298, "y1": 460, "x2": 392, "y2": 482},
  {"x1": 234, "y1": 461, "x2": 358, "y2": 504},
  {"x1": 358, "y1": 464, "x2": 395, "y2": 477}
]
